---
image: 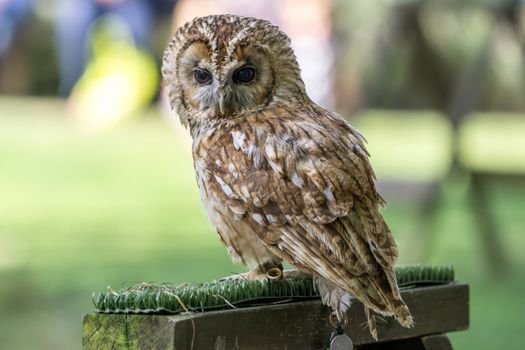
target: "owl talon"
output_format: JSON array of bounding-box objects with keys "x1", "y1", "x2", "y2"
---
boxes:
[
  {"x1": 329, "y1": 310, "x2": 349, "y2": 329},
  {"x1": 220, "y1": 262, "x2": 283, "y2": 282},
  {"x1": 283, "y1": 269, "x2": 311, "y2": 280},
  {"x1": 329, "y1": 311, "x2": 353, "y2": 349},
  {"x1": 222, "y1": 267, "x2": 308, "y2": 281},
  {"x1": 219, "y1": 273, "x2": 250, "y2": 282}
]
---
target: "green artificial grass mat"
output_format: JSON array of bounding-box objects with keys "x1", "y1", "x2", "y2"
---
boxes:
[{"x1": 93, "y1": 265, "x2": 454, "y2": 314}]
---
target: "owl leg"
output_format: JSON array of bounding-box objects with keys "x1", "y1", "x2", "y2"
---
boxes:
[
  {"x1": 220, "y1": 260, "x2": 283, "y2": 281},
  {"x1": 314, "y1": 274, "x2": 353, "y2": 320}
]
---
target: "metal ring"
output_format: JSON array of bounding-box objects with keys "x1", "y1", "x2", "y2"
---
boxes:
[{"x1": 266, "y1": 267, "x2": 283, "y2": 280}]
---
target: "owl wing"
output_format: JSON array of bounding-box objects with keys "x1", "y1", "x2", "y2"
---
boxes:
[{"x1": 207, "y1": 111, "x2": 398, "y2": 284}]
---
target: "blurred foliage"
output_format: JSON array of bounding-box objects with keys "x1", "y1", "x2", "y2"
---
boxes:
[
  {"x1": 0, "y1": 2, "x2": 172, "y2": 96},
  {"x1": 460, "y1": 113, "x2": 525, "y2": 173},
  {"x1": 355, "y1": 110, "x2": 453, "y2": 181},
  {"x1": 2, "y1": 0, "x2": 524, "y2": 113},
  {"x1": 332, "y1": 0, "x2": 525, "y2": 111},
  {"x1": 0, "y1": 11, "x2": 59, "y2": 95}
]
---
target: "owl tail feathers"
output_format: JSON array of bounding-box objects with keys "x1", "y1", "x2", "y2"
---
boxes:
[
  {"x1": 385, "y1": 270, "x2": 414, "y2": 329},
  {"x1": 391, "y1": 298, "x2": 414, "y2": 329},
  {"x1": 366, "y1": 299, "x2": 413, "y2": 340},
  {"x1": 364, "y1": 306, "x2": 378, "y2": 340},
  {"x1": 313, "y1": 274, "x2": 414, "y2": 340}
]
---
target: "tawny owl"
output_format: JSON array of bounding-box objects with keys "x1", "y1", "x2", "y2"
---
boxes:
[{"x1": 162, "y1": 15, "x2": 413, "y2": 339}]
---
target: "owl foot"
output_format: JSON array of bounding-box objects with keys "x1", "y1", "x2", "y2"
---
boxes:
[
  {"x1": 220, "y1": 262, "x2": 283, "y2": 282},
  {"x1": 282, "y1": 269, "x2": 312, "y2": 280},
  {"x1": 219, "y1": 272, "x2": 254, "y2": 282}
]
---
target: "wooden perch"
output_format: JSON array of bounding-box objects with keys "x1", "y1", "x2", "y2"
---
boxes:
[{"x1": 83, "y1": 283, "x2": 468, "y2": 349}]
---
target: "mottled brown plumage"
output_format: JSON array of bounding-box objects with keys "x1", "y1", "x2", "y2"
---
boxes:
[{"x1": 162, "y1": 15, "x2": 413, "y2": 339}]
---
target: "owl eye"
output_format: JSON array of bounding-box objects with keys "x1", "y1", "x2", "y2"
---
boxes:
[
  {"x1": 233, "y1": 66, "x2": 256, "y2": 83},
  {"x1": 193, "y1": 68, "x2": 212, "y2": 85}
]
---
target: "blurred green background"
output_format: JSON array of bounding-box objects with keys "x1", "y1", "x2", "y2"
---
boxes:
[{"x1": 1, "y1": 0, "x2": 525, "y2": 349}]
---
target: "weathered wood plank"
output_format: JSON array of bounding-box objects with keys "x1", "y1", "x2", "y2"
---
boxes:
[
  {"x1": 83, "y1": 314, "x2": 177, "y2": 350},
  {"x1": 83, "y1": 283, "x2": 469, "y2": 350}
]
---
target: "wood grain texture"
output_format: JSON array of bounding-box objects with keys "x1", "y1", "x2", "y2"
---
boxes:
[{"x1": 83, "y1": 283, "x2": 469, "y2": 350}]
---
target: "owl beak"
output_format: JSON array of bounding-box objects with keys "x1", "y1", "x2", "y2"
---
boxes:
[{"x1": 218, "y1": 93, "x2": 226, "y2": 115}]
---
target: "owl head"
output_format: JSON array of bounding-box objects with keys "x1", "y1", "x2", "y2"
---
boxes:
[{"x1": 162, "y1": 15, "x2": 307, "y2": 130}]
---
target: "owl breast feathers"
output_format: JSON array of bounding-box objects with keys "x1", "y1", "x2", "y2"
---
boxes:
[{"x1": 162, "y1": 15, "x2": 412, "y2": 339}]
